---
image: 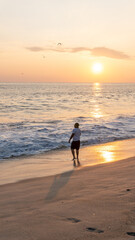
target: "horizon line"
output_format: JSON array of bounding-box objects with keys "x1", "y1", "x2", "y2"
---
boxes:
[{"x1": 0, "y1": 81, "x2": 135, "y2": 84}]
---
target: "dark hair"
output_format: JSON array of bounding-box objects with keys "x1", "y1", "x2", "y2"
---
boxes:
[{"x1": 74, "y1": 122, "x2": 79, "y2": 128}]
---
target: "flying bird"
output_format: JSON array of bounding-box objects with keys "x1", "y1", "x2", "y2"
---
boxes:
[{"x1": 57, "y1": 43, "x2": 62, "y2": 46}]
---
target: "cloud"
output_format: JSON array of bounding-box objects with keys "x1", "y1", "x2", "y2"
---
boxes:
[
  {"x1": 69, "y1": 47, "x2": 91, "y2": 53},
  {"x1": 25, "y1": 45, "x2": 130, "y2": 59},
  {"x1": 26, "y1": 46, "x2": 45, "y2": 52},
  {"x1": 91, "y1": 47, "x2": 130, "y2": 59},
  {"x1": 69, "y1": 47, "x2": 130, "y2": 59}
]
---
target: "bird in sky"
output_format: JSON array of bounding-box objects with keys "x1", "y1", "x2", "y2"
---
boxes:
[{"x1": 57, "y1": 43, "x2": 62, "y2": 46}]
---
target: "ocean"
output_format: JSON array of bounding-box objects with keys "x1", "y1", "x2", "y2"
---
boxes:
[{"x1": 0, "y1": 82, "x2": 135, "y2": 161}]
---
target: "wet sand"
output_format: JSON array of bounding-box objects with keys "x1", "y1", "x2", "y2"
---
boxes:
[
  {"x1": 1, "y1": 138, "x2": 135, "y2": 185},
  {"x1": 0, "y1": 139, "x2": 135, "y2": 239}
]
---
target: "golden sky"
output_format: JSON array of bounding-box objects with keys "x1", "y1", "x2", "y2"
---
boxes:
[{"x1": 0, "y1": 0, "x2": 135, "y2": 83}]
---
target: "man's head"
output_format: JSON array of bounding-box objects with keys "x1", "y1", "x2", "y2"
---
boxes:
[{"x1": 74, "y1": 122, "x2": 79, "y2": 128}]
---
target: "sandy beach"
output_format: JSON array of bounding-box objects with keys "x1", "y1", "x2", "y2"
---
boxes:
[{"x1": 0, "y1": 140, "x2": 135, "y2": 239}]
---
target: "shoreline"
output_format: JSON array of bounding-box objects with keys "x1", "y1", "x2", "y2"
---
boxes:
[
  {"x1": 1, "y1": 138, "x2": 135, "y2": 185},
  {"x1": 1, "y1": 136, "x2": 135, "y2": 162}
]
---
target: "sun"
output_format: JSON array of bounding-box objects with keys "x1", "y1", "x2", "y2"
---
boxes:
[{"x1": 92, "y1": 62, "x2": 103, "y2": 74}]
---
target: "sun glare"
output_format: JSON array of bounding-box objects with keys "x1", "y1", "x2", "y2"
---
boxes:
[{"x1": 92, "y1": 63, "x2": 103, "y2": 74}]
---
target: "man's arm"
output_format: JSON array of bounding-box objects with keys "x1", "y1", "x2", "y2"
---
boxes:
[{"x1": 69, "y1": 133, "x2": 74, "y2": 143}]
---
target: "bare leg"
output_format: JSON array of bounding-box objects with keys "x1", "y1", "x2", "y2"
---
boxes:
[
  {"x1": 71, "y1": 149, "x2": 75, "y2": 160},
  {"x1": 76, "y1": 149, "x2": 80, "y2": 165},
  {"x1": 71, "y1": 149, "x2": 76, "y2": 167},
  {"x1": 73, "y1": 160, "x2": 76, "y2": 167},
  {"x1": 76, "y1": 149, "x2": 79, "y2": 160}
]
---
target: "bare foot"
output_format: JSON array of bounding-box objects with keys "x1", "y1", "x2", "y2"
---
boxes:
[
  {"x1": 77, "y1": 159, "x2": 80, "y2": 166},
  {"x1": 73, "y1": 160, "x2": 76, "y2": 167}
]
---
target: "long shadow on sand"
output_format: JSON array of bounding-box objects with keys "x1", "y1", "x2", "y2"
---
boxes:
[{"x1": 45, "y1": 170, "x2": 73, "y2": 202}]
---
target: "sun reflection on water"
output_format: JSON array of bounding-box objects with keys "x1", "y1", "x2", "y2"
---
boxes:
[
  {"x1": 92, "y1": 104, "x2": 103, "y2": 118},
  {"x1": 101, "y1": 150, "x2": 114, "y2": 162},
  {"x1": 93, "y1": 82, "x2": 101, "y2": 95},
  {"x1": 91, "y1": 83, "x2": 103, "y2": 118},
  {"x1": 97, "y1": 145, "x2": 115, "y2": 163}
]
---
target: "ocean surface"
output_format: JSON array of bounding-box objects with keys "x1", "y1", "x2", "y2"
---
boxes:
[{"x1": 0, "y1": 82, "x2": 135, "y2": 161}]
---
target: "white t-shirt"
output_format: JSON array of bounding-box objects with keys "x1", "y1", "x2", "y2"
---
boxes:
[{"x1": 72, "y1": 128, "x2": 81, "y2": 141}]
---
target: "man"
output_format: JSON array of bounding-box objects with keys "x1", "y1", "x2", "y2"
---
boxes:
[{"x1": 69, "y1": 123, "x2": 81, "y2": 166}]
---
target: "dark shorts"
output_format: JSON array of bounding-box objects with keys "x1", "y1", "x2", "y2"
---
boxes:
[{"x1": 71, "y1": 140, "x2": 80, "y2": 150}]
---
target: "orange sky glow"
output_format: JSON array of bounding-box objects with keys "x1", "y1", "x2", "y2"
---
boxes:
[{"x1": 0, "y1": 0, "x2": 135, "y2": 83}]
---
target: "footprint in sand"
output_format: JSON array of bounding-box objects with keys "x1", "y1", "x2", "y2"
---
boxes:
[
  {"x1": 126, "y1": 189, "x2": 131, "y2": 192},
  {"x1": 67, "y1": 217, "x2": 81, "y2": 223},
  {"x1": 86, "y1": 227, "x2": 104, "y2": 233},
  {"x1": 127, "y1": 232, "x2": 135, "y2": 236}
]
